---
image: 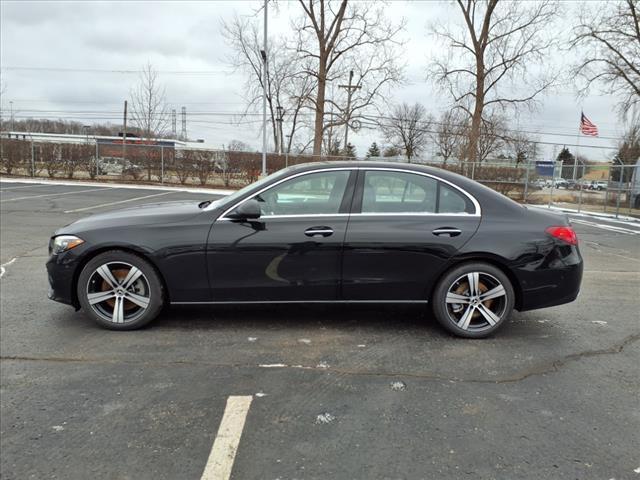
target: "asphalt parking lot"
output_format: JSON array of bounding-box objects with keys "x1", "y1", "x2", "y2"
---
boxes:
[{"x1": 1, "y1": 179, "x2": 639, "y2": 480}]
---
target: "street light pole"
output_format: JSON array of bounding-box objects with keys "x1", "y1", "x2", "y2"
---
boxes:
[
  {"x1": 261, "y1": 0, "x2": 268, "y2": 177},
  {"x1": 285, "y1": 134, "x2": 291, "y2": 168}
]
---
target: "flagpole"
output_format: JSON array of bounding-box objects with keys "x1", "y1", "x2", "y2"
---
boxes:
[
  {"x1": 576, "y1": 117, "x2": 583, "y2": 212},
  {"x1": 573, "y1": 111, "x2": 581, "y2": 181}
]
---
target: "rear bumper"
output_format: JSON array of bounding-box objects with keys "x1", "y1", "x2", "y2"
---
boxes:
[{"x1": 516, "y1": 246, "x2": 583, "y2": 312}]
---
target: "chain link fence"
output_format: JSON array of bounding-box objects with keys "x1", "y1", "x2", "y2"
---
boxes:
[{"x1": 2, "y1": 137, "x2": 639, "y2": 219}]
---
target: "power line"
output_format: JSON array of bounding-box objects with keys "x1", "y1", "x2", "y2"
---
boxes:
[{"x1": 1, "y1": 66, "x2": 232, "y2": 75}]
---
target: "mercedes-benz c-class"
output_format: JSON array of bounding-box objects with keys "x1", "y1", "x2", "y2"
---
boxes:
[{"x1": 47, "y1": 162, "x2": 583, "y2": 338}]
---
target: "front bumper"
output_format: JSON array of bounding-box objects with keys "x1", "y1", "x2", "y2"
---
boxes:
[{"x1": 46, "y1": 247, "x2": 86, "y2": 308}]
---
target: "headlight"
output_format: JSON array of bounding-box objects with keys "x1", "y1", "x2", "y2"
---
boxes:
[{"x1": 50, "y1": 235, "x2": 84, "y2": 255}]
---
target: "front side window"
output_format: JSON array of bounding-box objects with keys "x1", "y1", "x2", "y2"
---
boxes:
[{"x1": 253, "y1": 170, "x2": 351, "y2": 216}]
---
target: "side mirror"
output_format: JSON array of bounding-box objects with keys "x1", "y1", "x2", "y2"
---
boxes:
[{"x1": 227, "y1": 198, "x2": 262, "y2": 220}]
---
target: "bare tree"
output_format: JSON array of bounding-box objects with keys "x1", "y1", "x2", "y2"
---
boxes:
[
  {"x1": 41, "y1": 143, "x2": 63, "y2": 178},
  {"x1": 381, "y1": 103, "x2": 432, "y2": 162},
  {"x1": 571, "y1": 0, "x2": 640, "y2": 119},
  {"x1": 222, "y1": 16, "x2": 314, "y2": 154},
  {"x1": 476, "y1": 116, "x2": 506, "y2": 163},
  {"x1": 504, "y1": 130, "x2": 538, "y2": 165},
  {"x1": 432, "y1": 110, "x2": 466, "y2": 164},
  {"x1": 431, "y1": 0, "x2": 558, "y2": 162},
  {"x1": 129, "y1": 62, "x2": 170, "y2": 180},
  {"x1": 294, "y1": 0, "x2": 405, "y2": 155}
]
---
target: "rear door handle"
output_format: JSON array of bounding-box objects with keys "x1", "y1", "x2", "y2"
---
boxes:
[
  {"x1": 304, "y1": 226, "x2": 334, "y2": 237},
  {"x1": 432, "y1": 227, "x2": 462, "y2": 237}
]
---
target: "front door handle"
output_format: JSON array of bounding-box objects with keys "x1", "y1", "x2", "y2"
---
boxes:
[
  {"x1": 432, "y1": 227, "x2": 462, "y2": 237},
  {"x1": 304, "y1": 226, "x2": 334, "y2": 237}
]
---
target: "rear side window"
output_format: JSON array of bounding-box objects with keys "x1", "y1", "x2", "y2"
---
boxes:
[
  {"x1": 361, "y1": 170, "x2": 474, "y2": 214},
  {"x1": 362, "y1": 171, "x2": 438, "y2": 213},
  {"x1": 439, "y1": 183, "x2": 472, "y2": 214}
]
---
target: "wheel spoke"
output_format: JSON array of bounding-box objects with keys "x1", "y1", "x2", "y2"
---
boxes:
[
  {"x1": 96, "y1": 265, "x2": 118, "y2": 289},
  {"x1": 87, "y1": 290, "x2": 116, "y2": 305},
  {"x1": 479, "y1": 285, "x2": 506, "y2": 302},
  {"x1": 446, "y1": 292, "x2": 470, "y2": 303},
  {"x1": 125, "y1": 292, "x2": 150, "y2": 309},
  {"x1": 467, "y1": 272, "x2": 479, "y2": 296},
  {"x1": 476, "y1": 303, "x2": 501, "y2": 326},
  {"x1": 121, "y1": 266, "x2": 143, "y2": 290},
  {"x1": 112, "y1": 296, "x2": 125, "y2": 323},
  {"x1": 457, "y1": 305, "x2": 475, "y2": 330}
]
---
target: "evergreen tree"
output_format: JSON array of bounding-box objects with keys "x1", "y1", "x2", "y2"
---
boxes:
[
  {"x1": 366, "y1": 142, "x2": 381, "y2": 158},
  {"x1": 556, "y1": 147, "x2": 585, "y2": 179},
  {"x1": 344, "y1": 143, "x2": 357, "y2": 159}
]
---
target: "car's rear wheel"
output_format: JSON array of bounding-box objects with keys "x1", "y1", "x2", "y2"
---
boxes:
[
  {"x1": 432, "y1": 262, "x2": 514, "y2": 338},
  {"x1": 77, "y1": 251, "x2": 164, "y2": 330}
]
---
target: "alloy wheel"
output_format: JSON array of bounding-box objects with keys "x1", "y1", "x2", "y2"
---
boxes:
[
  {"x1": 85, "y1": 261, "x2": 151, "y2": 324},
  {"x1": 445, "y1": 272, "x2": 508, "y2": 332}
]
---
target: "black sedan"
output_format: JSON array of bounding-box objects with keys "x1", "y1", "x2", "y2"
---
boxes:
[{"x1": 47, "y1": 162, "x2": 583, "y2": 338}]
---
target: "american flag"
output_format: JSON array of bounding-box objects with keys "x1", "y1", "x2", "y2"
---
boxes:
[{"x1": 579, "y1": 112, "x2": 598, "y2": 136}]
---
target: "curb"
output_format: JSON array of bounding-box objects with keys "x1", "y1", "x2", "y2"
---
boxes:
[{"x1": 527, "y1": 204, "x2": 640, "y2": 226}]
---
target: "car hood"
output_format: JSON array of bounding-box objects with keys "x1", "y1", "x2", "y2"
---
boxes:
[{"x1": 57, "y1": 200, "x2": 207, "y2": 234}]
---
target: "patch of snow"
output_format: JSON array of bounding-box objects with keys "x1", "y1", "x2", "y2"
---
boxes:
[
  {"x1": 315, "y1": 413, "x2": 335, "y2": 425},
  {"x1": 298, "y1": 338, "x2": 311, "y2": 344},
  {"x1": 390, "y1": 381, "x2": 407, "y2": 391}
]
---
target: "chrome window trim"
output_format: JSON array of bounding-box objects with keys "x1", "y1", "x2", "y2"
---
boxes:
[{"x1": 213, "y1": 166, "x2": 481, "y2": 219}]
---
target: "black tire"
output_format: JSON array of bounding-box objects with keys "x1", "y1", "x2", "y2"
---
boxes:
[
  {"x1": 432, "y1": 262, "x2": 515, "y2": 338},
  {"x1": 77, "y1": 250, "x2": 164, "y2": 330}
]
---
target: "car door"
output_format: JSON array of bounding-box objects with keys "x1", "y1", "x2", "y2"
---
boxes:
[
  {"x1": 207, "y1": 168, "x2": 356, "y2": 302},
  {"x1": 341, "y1": 168, "x2": 481, "y2": 301}
]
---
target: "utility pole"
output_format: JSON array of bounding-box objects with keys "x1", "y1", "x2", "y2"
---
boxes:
[
  {"x1": 181, "y1": 106, "x2": 187, "y2": 141},
  {"x1": 122, "y1": 100, "x2": 127, "y2": 165},
  {"x1": 339, "y1": 70, "x2": 360, "y2": 153},
  {"x1": 10, "y1": 100, "x2": 14, "y2": 131},
  {"x1": 276, "y1": 105, "x2": 284, "y2": 155},
  {"x1": 261, "y1": 0, "x2": 268, "y2": 176}
]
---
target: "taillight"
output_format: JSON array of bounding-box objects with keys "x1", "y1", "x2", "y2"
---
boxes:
[{"x1": 546, "y1": 226, "x2": 578, "y2": 245}]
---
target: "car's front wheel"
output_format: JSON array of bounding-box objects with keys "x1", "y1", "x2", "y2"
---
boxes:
[
  {"x1": 432, "y1": 262, "x2": 515, "y2": 338},
  {"x1": 77, "y1": 250, "x2": 164, "y2": 330}
]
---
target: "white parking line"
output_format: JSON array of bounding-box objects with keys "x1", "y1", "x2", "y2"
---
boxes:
[
  {"x1": 63, "y1": 191, "x2": 176, "y2": 213},
  {"x1": 201, "y1": 395, "x2": 253, "y2": 480},
  {"x1": 571, "y1": 218, "x2": 640, "y2": 235},
  {"x1": 0, "y1": 258, "x2": 17, "y2": 279},
  {"x1": 0, "y1": 187, "x2": 112, "y2": 203}
]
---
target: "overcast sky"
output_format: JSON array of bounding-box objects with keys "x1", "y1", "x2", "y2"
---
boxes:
[{"x1": 0, "y1": 0, "x2": 626, "y2": 161}]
